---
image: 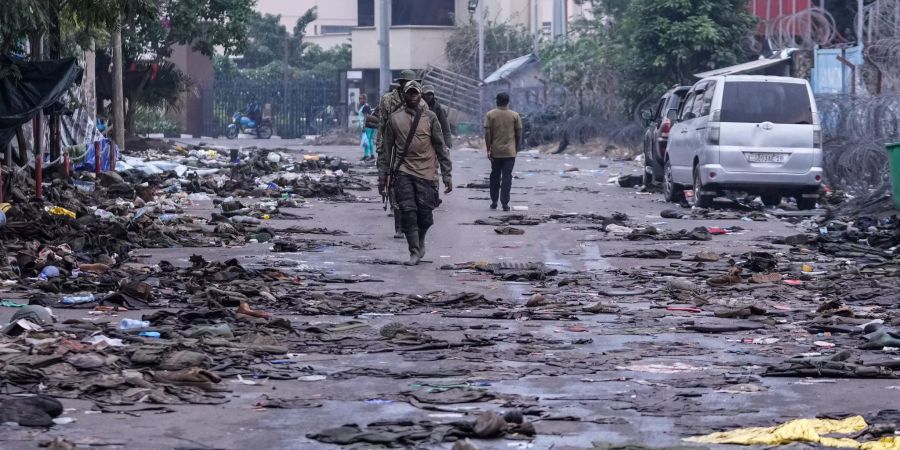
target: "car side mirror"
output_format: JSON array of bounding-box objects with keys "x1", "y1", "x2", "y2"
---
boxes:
[{"x1": 683, "y1": 112, "x2": 697, "y2": 120}]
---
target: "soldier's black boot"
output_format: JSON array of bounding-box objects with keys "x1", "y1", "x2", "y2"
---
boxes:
[
  {"x1": 393, "y1": 211, "x2": 403, "y2": 239},
  {"x1": 401, "y1": 211, "x2": 420, "y2": 266},
  {"x1": 417, "y1": 226, "x2": 428, "y2": 259}
]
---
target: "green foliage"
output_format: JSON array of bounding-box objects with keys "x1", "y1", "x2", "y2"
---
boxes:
[
  {"x1": 540, "y1": 15, "x2": 619, "y2": 117},
  {"x1": 300, "y1": 43, "x2": 351, "y2": 79},
  {"x1": 134, "y1": 106, "x2": 180, "y2": 136},
  {"x1": 123, "y1": 0, "x2": 255, "y2": 61},
  {"x1": 240, "y1": 13, "x2": 289, "y2": 68},
  {"x1": 137, "y1": 61, "x2": 193, "y2": 112},
  {"x1": 444, "y1": 18, "x2": 534, "y2": 79},
  {"x1": 613, "y1": 0, "x2": 757, "y2": 112}
]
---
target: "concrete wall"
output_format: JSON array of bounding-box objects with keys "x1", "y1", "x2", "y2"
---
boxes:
[
  {"x1": 352, "y1": 27, "x2": 455, "y2": 70},
  {"x1": 168, "y1": 45, "x2": 214, "y2": 137}
]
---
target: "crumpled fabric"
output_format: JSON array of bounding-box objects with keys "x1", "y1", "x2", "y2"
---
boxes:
[{"x1": 685, "y1": 416, "x2": 900, "y2": 449}]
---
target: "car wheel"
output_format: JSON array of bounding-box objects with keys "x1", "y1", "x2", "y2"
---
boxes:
[
  {"x1": 225, "y1": 127, "x2": 238, "y2": 139},
  {"x1": 689, "y1": 167, "x2": 713, "y2": 208},
  {"x1": 761, "y1": 194, "x2": 782, "y2": 208},
  {"x1": 663, "y1": 159, "x2": 684, "y2": 203},
  {"x1": 795, "y1": 195, "x2": 817, "y2": 210}
]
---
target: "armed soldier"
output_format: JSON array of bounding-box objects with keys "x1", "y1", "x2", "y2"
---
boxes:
[
  {"x1": 365, "y1": 70, "x2": 429, "y2": 238},
  {"x1": 381, "y1": 81, "x2": 452, "y2": 266}
]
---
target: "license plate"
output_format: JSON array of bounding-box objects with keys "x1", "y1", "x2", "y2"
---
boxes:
[{"x1": 745, "y1": 152, "x2": 787, "y2": 163}]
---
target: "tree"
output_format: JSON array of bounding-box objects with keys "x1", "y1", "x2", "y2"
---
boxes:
[
  {"x1": 612, "y1": 0, "x2": 757, "y2": 113},
  {"x1": 540, "y1": 15, "x2": 619, "y2": 117},
  {"x1": 239, "y1": 13, "x2": 289, "y2": 68},
  {"x1": 445, "y1": 19, "x2": 534, "y2": 80},
  {"x1": 102, "y1": 0, "x2": 255, "y2": 135},
  {"x1": 218, "y1": 7, "x2": 349, "y2": 82}
]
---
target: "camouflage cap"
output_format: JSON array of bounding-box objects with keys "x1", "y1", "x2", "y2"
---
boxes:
[
  {"x1": 404, "y1": 80, "x2": 423, "y2": 93},
  {"x1": 395, "y1": 69, "x2": 418, "y2": 82},
  {"x1": 422, "y1": 84, "x2": 435, "y2": 94}
]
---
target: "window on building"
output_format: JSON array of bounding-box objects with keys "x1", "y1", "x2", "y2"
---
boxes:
[
  {"x1": 392, "y1": 0, "x2": 454, "y2": 26},
  {"x1": 357, "y1": 0, "x2": 455, "y2": 27},
  {"x1": 358, "y1": 0, "x2": 375, "y2": 27},
  {"x1": 321, "y1": 25, "x2": 353, "y2": 35}
]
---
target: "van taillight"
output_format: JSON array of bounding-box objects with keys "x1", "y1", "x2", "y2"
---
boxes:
[
  {"x1": 708, "y1": 125, "x2": 720, "y2": 145},
  {"x1": 660, "y1": 118, "x2": 672, "y2": 138},
  {"x1": 813, "y1": 129, "x2": 822, "y2": 148},
  {"x1": 712, "y1": 109, "x2": 720, "y2": 121}
]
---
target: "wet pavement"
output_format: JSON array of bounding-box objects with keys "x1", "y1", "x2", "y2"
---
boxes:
[{"x1": 1, "y1": 140, "x2": 897, "y2": 450}]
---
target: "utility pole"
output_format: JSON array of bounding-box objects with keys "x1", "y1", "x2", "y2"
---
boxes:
[
  {"x1": 112, "y1": 18, "x2": 125, "y2": 153},
  {"x1": 532, "y1": 0, "x2": 539, "y2": 54},
  {"x1": 378, "y1": 0, "x2": 391, "y2": 95},
  {"x1": 856, "y1": 0, "x2": 864, "y2": 44},
  {"x1": 477, "y1": 0, "x2": 485, "y2": 81},
  {"x1": 552, "y1": 0, "x2": 566, "y2": 40}
]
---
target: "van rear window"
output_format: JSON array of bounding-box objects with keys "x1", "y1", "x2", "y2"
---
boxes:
[{"x1": 720, "y1": 82, "x2": 813, "y2": 125}]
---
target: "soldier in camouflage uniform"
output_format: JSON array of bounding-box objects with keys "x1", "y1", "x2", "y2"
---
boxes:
[{"x1": 363, "y1": 69, "x2": 430, "y2": 238}]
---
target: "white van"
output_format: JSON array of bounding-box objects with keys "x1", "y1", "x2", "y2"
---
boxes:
[{"x1": 663, "y1": 75, "x2": 823, "y2": 210}]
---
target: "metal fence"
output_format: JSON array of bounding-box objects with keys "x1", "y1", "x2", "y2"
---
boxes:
[{"x1": 202, "y1": 78, "x2": 341, "y2": 139}]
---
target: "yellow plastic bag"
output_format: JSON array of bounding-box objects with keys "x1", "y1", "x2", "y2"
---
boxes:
[
  {"x1": 685, "y1": 416, "x2": 900, "y2": 450},
  {"x1": 46, "y1": 206, "x2": 76, "y2": 219}
]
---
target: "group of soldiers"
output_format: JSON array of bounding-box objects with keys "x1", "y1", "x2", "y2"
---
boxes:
[
  {"x1": 363, "y1": 69, "x2": 453, "y2": 266},
  {"x1": 362, "y1": 69, "x2": 523, "y2": 266}
]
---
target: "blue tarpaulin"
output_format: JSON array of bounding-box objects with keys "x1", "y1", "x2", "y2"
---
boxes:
[{"x1": 74, "y1": 139, "x2": 117, "y2": 172}]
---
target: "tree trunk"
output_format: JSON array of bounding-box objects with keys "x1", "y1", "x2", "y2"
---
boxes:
[
  {"x1": 125, "y1": 97, "x2": 136, "y2": 138},
  {"x1": 112, "y1": 19, "x2": 126, "y2": 152},
  {"x1": 83, "y1": 39, "x2": 97, "y2": 121}
]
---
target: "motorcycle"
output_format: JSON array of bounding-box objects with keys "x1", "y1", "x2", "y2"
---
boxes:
[{"x1": 225, "y1": 112, "x2": 273, "y2": 139}]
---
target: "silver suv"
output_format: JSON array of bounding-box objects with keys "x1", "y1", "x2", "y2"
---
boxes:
[{"x1": 663, "y1": 75, "x2": 823, "y2": 210}]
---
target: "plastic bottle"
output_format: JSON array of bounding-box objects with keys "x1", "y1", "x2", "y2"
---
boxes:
[
  {"x1": 119, "y1": 319, "x2": 150, "y2": 330},
  {"x1": 138, "y1": 331, "x2": 161, "y2": 338},
  {"x1": 159, "y1": 214, "x2": 180, "y2": 222},
  {"x1": 61, "y1": 294, "x2": 96, "y2": 305},
  {"x1": 40, "y1": 266, "x2": 60, "y2": 279}
]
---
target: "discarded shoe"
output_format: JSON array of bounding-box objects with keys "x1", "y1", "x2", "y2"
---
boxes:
[
  {"x1": 237, "y1": 302, "x2": 271, "y2": 319},
  {"x1": 494, "y1": 226, "x2": 525, "y2": 235},
  {"x1": 152, "y1": 368, "x2": 230, "y2": 392},
  {"x1": 750, "y1": 272, "x2": 783, "y2": 284},
  {"x1": 707, "y1": 267, "x2": 743, "y2": 287},
  {"x1": 525, "y1": 293, "x2": 547, "y2": 307}
]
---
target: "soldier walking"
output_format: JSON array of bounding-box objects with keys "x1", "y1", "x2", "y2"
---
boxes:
[{"x1": 381, "y1": 81, "x2": 452, "y2": 266}]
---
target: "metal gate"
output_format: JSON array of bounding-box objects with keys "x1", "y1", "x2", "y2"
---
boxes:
[{"x1": 202, "y1": 78, "x2": 340, "y2": 139}]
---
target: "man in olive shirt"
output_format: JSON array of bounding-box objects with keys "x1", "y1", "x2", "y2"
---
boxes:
[
  {"x1": 382, "y1": 81, "x2": 453, "y2": 266},
  {"x1": 484, "y1": 92, "x2": 522, "y2": 211}
]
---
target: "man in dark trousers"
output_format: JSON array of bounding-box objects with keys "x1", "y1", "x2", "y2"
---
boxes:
[
  {"x1": 484, "y1": 92, "x2": 522, "y2": 211},
  {"x1": 382, "y1": 81, "x2": 453, "y2": 266}
]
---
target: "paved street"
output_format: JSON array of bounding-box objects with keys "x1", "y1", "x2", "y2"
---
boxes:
[{"x1": 2, "y1": 142, "x2": 896, "y2": 450}]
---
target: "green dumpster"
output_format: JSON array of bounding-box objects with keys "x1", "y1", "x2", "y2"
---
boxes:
[{"x1": 889, "y1": 142, "x2": 900, "y2": 210}]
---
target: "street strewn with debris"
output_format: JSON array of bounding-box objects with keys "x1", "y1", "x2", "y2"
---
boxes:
[{"x1": 0, "y1": 141, "x2": 897, "y2": 450}]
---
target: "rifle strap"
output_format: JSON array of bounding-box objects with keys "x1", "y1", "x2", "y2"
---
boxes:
[{"x1": 392, "y1": 107, "x2": 423, "y2": 176}]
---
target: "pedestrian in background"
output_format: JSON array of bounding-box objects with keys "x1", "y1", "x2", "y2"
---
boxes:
[
  {"x1": 484, "y1": 92, "x2": 522, "y2": 211},
  {"x1": 358, "y1": 94, "x2": 375, "y2": 161}
]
